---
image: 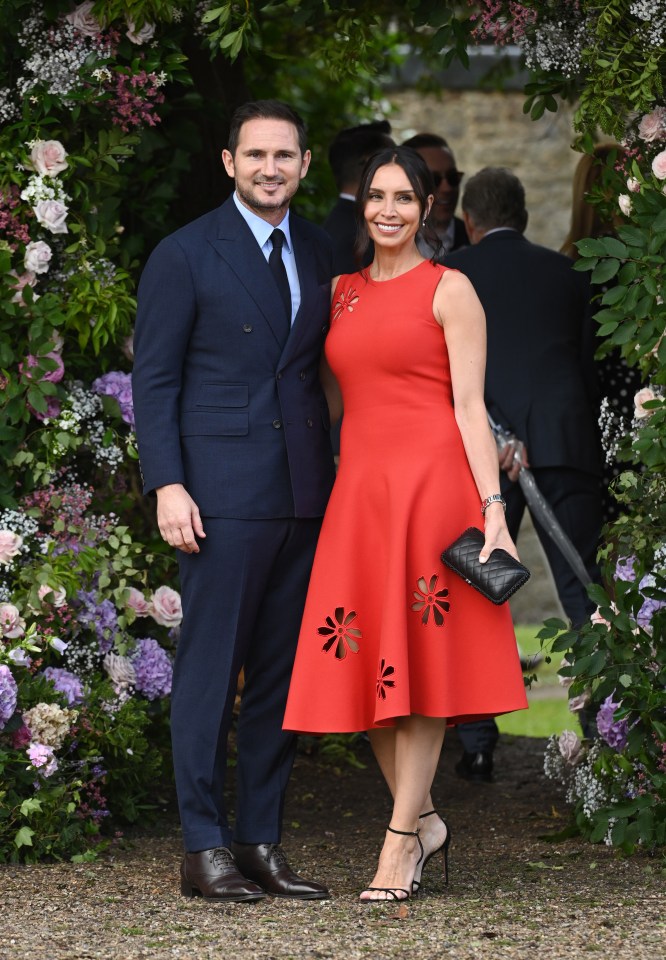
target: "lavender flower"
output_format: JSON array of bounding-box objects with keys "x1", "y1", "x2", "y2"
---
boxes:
[
  {"x1": 615, "y1": 555, "x2": 636, "y2": 582},
  {"x1": 76, "y1": 590, "x2": 118, "y2": 653},
  {"x1": 596, "y1": 695, "x2": 629, "y2": 750},
  {"x1": 637, "y1": 573, "x2": 666, "y2": 627},
  {"x1": 92, "y1": 371, "x2": 134, "y2": 427},
  {"x1": 0, "y1": 664, "x2": 18, "y2": 729},
  {"x1": 42, "y1": 666, "x2": 85, "y2": 705},
  {"x1": 131, "y1": 638, "x2": 172, "y2": 700}
]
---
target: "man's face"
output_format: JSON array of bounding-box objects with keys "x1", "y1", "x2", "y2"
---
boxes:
[
  {"x1": 222, "y1": 118, "x2": 311, "y2": 224},
  {"x1": 415, "y1": 146, "x2": 462, "y2": 230}
]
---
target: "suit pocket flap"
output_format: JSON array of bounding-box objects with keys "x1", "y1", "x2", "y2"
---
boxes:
[
  {"x1": 197, "y1": 382, "x2": 248, "y2": 408},
  {"x1": 180, "y1": 412, "x2": 249, "y2": 436}
]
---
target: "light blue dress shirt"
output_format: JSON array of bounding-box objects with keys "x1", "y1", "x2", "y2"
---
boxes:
[{"x1": 233, "y1": 192, "x2": 300, "y2": 324}]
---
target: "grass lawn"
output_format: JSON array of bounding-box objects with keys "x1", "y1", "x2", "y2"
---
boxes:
[{"x1": 495, "y1": 623, "x2": 582, "y2": 739}]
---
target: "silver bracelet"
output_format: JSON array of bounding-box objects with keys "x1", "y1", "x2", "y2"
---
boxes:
[{"x1": 481, "y1": 493, "x2": 506, "y2": 515}]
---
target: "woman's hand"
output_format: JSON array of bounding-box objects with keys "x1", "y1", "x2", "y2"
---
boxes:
[{"x1": 479, "y1": 503, "x2": 519, "y2": 562}]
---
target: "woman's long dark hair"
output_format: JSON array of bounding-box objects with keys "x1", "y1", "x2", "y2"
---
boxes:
[{"x1": 352, "y1": 145, "x2": 441, "y2": 266}]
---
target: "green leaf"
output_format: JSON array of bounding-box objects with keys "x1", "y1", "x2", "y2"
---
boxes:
[
  {"x1": 14, "y1": 826, "x2": 34, "y2": 848},
  {"x1": 20, "y1": 797, "x2": 42, "y2": 816},
  {"x1": 591, "y1": 259, "x2": 620, "y2": 284},
  {"x1": 600, "y1": 237, "x2": 628, "y2": 259}
]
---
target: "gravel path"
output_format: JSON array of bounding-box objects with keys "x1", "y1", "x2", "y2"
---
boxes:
[{"x1": 2, "y1": 735, "x2": 664, "y2": 960}]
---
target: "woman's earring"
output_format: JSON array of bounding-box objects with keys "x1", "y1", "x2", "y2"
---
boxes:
[{"x1": 422, "y1": 216, "x2": 427, "y2": 226}]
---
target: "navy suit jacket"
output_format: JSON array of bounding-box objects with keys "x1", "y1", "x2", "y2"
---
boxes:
[
  {"x1": 132, "y1": 197, "x2": 336, "y2": 519},
  {"x1": 445, "y1": 230, "x2": 601, "y2": 476},
  {"x1": 322, "y1": 196, "x2": 373, "y2": 275}
]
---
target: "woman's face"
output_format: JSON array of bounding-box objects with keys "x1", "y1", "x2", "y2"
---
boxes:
[{"x1": 363, "y1": 163, "x2": 431, "y2": 250}]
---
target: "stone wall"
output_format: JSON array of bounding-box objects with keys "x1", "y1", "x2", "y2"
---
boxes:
[{"x1": 389, "y1": 89, "x2": 580, "y2": 251}]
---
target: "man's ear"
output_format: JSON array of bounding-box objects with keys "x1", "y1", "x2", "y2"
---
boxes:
[{"x1": 221, "y1": 149, "x2": 235, "y2": 179}]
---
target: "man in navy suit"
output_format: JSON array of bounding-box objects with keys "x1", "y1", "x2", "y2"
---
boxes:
[
  {"x1": 445, "y1": 167, "x2": 602, "y2": 782},
  {"x1": 132, "y1": 100, "x2": 335, "y2": 901}
]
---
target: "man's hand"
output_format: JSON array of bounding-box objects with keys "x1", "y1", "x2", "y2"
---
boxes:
[
  {"x1": 498, "y1": 439, "x2": 529, "y2": 483},
  {"x1": 156, "y1": 483, "x2": 206, "y2": 554}
]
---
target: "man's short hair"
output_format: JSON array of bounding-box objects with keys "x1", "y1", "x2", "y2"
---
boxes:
[
  {"x1": 328, "y1": 120, "x2": 394, "y2": 190},
  {"x1": 228, "y1": 100, "x2": 308, "y2": 156},
  {"x1": 462, "y1": 167, "x2": 528, "y2": 233},
  {"x1": 401, "y1": 133, "x2": 450, "y2": 151}
]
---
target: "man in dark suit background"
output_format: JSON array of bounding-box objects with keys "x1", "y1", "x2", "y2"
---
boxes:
[
  {"x1": 445, "y1": 167, "x2": 602, "y2": 782},
  {"x1": 323, "y1": 120, "x2": 394, "y2": 275},
  {"x1": 402, "y1": 133, "x2": 469, "y2": 257},
  {"x1": 132, "y1": 100, "x2": 335, "y2": 901}
]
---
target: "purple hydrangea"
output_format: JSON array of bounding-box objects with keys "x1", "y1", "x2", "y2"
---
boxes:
[
  {"x1": 596, "y1": 694, "x2": 629, "y2": 750},
  {"x1": 42, "y1": 666, "x2": 85, "y2": 705},
  {"x1": 637, "y1": 574, "x2": 666, "y2": 628},
  {"x1": 131, "y1": 638, "x2": 172, "y2": 700},
  {"x1": 614, "y1": 555, "x2": 636, "y2": 582},
  {"x1": 76, "y1": 590, "x2": 118, "y2": 653},
  {"x1": 0, "y1": 664, "x2": 18, "y2": 729},
  {"x1": 92, "y1": 371, "x2": 134, "y2": 427}
]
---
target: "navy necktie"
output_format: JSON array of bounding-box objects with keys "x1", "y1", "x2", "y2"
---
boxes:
[{"x1": 268, "y1": 228, "x2": 291, "y2": 339}]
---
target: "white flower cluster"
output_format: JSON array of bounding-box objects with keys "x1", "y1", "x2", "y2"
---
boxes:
[
  {"x1": 630, "y1": 1, "x2": 666, "y2": 47},
  {"x1": 0, "y1": 510, "x2": 39, "y2": 553},
  {"x1": 20, "y1": 174, "x2": 70, "y2": 207},
  {"x1": 16, "y1": 15, "x2": 112, "y2": 104},
  {"x1": 63, "y1": 633, "x2": 102, "y2": 678},
  {"x1": 0, "y1": 87, "x2": 18, "y2": 124},
  {"x1": 23, "y1": 702, "x2": 78, "y2": 750},
  {"x1": 598, "y1": 396, "x2": 626, "y2": 465},
  {"x1": 568, "y1": 743, "x2": 612, "y2": 818},
  {"x1": 523, "y1": 17, "x2": 590, "y2": 77}
]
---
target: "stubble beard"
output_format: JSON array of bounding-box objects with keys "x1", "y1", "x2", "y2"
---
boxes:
[{"x1": 236, "y1": 181, "x2": 295, "y2": 216}]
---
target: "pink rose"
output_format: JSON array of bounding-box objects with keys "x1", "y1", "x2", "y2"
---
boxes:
[
  {"x1": 634, "y1": 386, "x2": 658, "y2": 419},
  {"x1": 29, "y1": 140, "x2": 69, "y2": 178},
  {"x1": 20, "y1": 351, "x2": 64, "y2": 385},
  {"x1": 0, "y1": 530, "x2": 22, "y2": 565},
  {"x1": 151, "y1": 585, "x2": 182, "y2": 627},
  {"x1": 618, "y1": 194, "x2": 632, "y2": 216},
  {"x1": 558, "y1": 729, "x2": 583, "y2": 764},
  {"x1": 27, "y1": 742, "x2": 58, "y2": 777},
  {"x1": 638, "y1": 107, "x2": 666, "y2": 143},
  {"x1": 127, "y1": 587, "x2": 152, "y2": 617},
  {"x1": 0, "y1": 603, "x2": 26, "y2": 639},
  {"x1": 652, "y1": 150, "x2": 666, "y2": 180},
  {"x1": 38, "y1": 583, "x2": 67, "y2": 607},
  {"x1": 33, "y1": 199, "x2": 68, "y2": 234},
  {"x1": 10, "y1": 270, "x2": 38, "y2": 304},
  {"x1": 24, "y1": 240, "x2": 52, "y2": 274},
  {"x1": 568, "y1": 691, "x2": 591, "y2": 712},
  {"x1": 31, "y1": 396, "x2": 61, "y2": 423},
  {"x1": 126, "y1": 19, "x2": 156, "y2": 44},
  {"x1": 64, "y1": 0, "x2": 103, "y2": 37}
]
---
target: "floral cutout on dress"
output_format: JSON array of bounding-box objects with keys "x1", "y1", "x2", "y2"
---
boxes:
[
  {"x1": 412, "y1": 575, "x2": 450, "y2": 626},
  {"x1": 319, "y1": 607, "x2": 362, "y2": 660},
  {"x1": 331, "y1": 285, "x2": 359, "y2": 323},
  {"x1": 376, "y1": 659, "x2": 396, "y2": 700}
]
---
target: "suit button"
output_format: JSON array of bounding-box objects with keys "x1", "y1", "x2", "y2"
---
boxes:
[
  {"x1": 277, "y1": 372, "x2": 283, "y2": 380},
  {"x1": 243, "y1": 323, "x2": 253, "y2": 333},
  {"x1": 272, "y1": 419, "x2": 282, "y2": 429},
  {"x1": 299, "y1": 371, "x2": 306, "y2": 381},
  {"x1": 306, "y1": 418, "x2": 313, "y2": 427}
]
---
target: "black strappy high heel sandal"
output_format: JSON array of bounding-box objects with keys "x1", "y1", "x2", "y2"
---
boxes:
[
  {"x1": 412, "y1": 809, "x2": 451, "y2": 893},
  {"x1": 360, "y1": 825, "x2": 424, "y2": 903}
]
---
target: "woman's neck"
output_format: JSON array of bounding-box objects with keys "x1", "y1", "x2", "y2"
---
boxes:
[{"x1": 369, "y1": 245, "x2": 425, "y2": 281}]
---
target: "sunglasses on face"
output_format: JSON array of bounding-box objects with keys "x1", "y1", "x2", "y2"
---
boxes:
[{"x1": 432, "y1": 170, "x2": 464, "y2": 188}]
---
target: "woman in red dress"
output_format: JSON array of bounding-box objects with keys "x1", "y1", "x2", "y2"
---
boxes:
[{"x1": 284, "y1": 147, "x2": 527, "y2": 901}]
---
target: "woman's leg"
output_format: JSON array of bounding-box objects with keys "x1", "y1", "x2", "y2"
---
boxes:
[{"x1": 360, "y1": 715, "x2": 447, "y2": 900}]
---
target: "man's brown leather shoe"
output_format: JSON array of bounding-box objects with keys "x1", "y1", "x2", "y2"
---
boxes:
[
  {"x1": 231, "y1": 842, "x2": 329, "y2": 900},
  {"x1": 180, "y1": 847, "x2": 266, "y2": 902}
]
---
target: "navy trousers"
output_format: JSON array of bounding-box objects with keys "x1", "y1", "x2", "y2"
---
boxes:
[{"x1": 171, "y1": 516, "x2": 321, "y2": 852}]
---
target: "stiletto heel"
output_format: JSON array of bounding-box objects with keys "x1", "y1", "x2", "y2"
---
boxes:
[
  {"x1": 360, "y1": 825, "x2": 423, "y2": 903},
  {"x1": 412, "y1": 809, "x2": 451, "y2": 893}
]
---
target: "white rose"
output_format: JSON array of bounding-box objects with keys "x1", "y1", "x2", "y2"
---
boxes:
[
  {"x1": 103, "y1": 652, "x2": 136, "y2": 689},
  {"x1": 151, "y1": 585, "x2": 183, "y2": 627},
  {"x1": 0, "y1": 603, "x2": 26, "y2": 639},
  {"x1": 64, "y1": 1, "x2": 103, "y2": 37},
  {"x1": 568, "y1": 691, "x2": 591, "y2": 712},
  {"x1": 0, "y1": 530, "x2": 22, "y2": 565},
  {"x1": 29, "y1": 140, "x2": 68, "y2": 178},
  {"x1": 618, "y1": 194, "x2": 632, "y2": 216},
  {"x1": 33, "y1": 199, "x2": 68, "y2": 234},
  {"x1": 24, "y1": 240, "x2": 52, "y2": 275},
  {"x1": 558, "y1": 729, "x2": 583, "y2": 764},
  {"x1": 652, "y1": 149, "x2": 666, "y2": 180},
  {"x1": 634, "y1": 386, "x2": 657, "y2": 419},
  {"x1": 126, "y1": 19, "x2": 156, "y2": 44},
  {"x1": 626, "y1": 177, "x2": 641, "y2": 194}
]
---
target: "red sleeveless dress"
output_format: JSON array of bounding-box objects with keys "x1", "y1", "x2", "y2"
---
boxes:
[{"x1": 284, "y1": 262, "x2": 528, "y2": 732}]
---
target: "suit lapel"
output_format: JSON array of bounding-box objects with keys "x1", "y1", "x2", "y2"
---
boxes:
[
  {"x1": 207, "y1": 199, "x2": 287, "y2": 347},
  {"x1": 281, "y1": 217, "x2": 322, "y2": 362}
]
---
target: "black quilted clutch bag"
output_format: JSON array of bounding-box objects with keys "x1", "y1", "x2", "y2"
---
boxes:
[{"x1": 441, "y1": 527, "x2": 530, "y2": 605}]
